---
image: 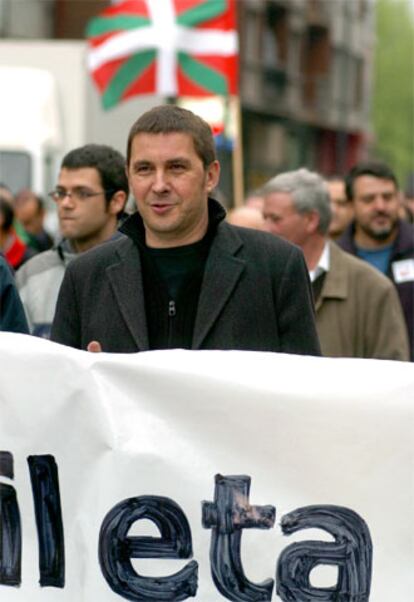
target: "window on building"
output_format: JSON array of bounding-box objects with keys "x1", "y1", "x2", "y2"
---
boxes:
[
  {"x1": 54, "y1": 0, "x2": 109, "y2": 39},
  {"x1": 0, "y1": 0, "x2": 54, "y2": 38},
  {"x1": 354, "y1": 57, "x2": 364, "y2": 110},
  {"x1": 0, "y1": 0, "x2": 5, "y2": 36},
  {"x1": 301, "y1": 25, "x2": 331, "y2": 108},
  {"x1": 358, "y1": 0, "x2": 368, "y2": 19},
  {"x1": 242, "y1": 6, "x2": 261, "y2": 64},
  {"x1": 262, "y1": 3, "x2": 289, "y2": 98},
  {"x1": 263, "y1": 3, "x2": 288, "y2": 68}
]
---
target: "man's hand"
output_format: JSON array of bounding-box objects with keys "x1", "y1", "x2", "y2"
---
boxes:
[{"x1": 87, "y1": 341, "x2": 102, "y2": 353}]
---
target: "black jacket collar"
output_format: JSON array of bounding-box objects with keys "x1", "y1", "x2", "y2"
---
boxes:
[{"x1": 119, "y1": 197, "x2": 226, "y2": 249}]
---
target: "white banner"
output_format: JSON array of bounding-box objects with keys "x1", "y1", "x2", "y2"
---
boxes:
[{"x1": 1, "y1": 333, "x2": 413, "y2": 601}]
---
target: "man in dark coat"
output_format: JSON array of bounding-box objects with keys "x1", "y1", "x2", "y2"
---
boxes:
[
  {"x1": 51, "y1": 105, "x2": 320, "y2": 356},
  {"x1": 338, "y1": 161, "x2": 414, "y2": 360},
  {"x1": 0, "y1": 253, "x2": 29, "y2": 333}
]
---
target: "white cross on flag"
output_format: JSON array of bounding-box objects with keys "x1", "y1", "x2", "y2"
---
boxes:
[{"x1": 86, "y1": 0, "x2": 239, "y2": 109}]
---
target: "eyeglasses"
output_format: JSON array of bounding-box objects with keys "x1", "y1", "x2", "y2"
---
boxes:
[{"x1": 48, "y1": 188, "x2": 107, "y2": 203}]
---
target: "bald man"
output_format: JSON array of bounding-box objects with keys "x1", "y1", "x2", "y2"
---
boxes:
[{"x1": 227, "y1": 206, "x2": 266, "y2": 230}]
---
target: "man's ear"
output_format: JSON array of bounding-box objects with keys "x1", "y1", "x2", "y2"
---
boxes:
[
  {"x1": 306, "y1": 210, "x2": 321, "y2": 234},
  {"x1": 205, "y1": 160, "x2": 221, "y2": 194},
  {"x1": 109, "y1": 191, "x2": 128, "y2": 215}
]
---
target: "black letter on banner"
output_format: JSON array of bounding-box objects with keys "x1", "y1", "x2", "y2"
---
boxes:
[
  {"x1": 277, "y1": 505, "x2": 372, "y2": 602},
  {"x1": 0, "y1": 451, "x2": 21, "y2": 586},
  {"x1": 99, "y1": 495, "x2": 198, "y2": 601},
  {"x1": 202, "y1": 474, "x2": 275, "y2": 601},
  {"x1": 27, "y1": 455, "x2": 65, "y2": 587}
]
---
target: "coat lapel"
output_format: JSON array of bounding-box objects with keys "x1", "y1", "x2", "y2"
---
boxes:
[
  {"x1": 193, "y1": 224, "x2": 245, "y2": 349},
  {"x1": 316, "y1": 242, "x2": 348, "y2": 310},
  {"x1": 106, "y1": 239, "x2": 149, "y2": 350}
]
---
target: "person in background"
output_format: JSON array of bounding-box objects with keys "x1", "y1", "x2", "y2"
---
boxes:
[
  {"x1": 244, "y1": 188, "x2": 265, "y2": 212},
  {"x1": 16, "y1": 144, "x2": 129, "y2": 338},
  {"x1": 0, "y1": 183, "x2": 14, "y2": 205},
  {"x1": 338, "y1": 161, "x2": 414, "y2": 361},
  {"x1": 0, "y1": 183, "x2": 35, "y2": 244},
  {"x1": 0, "y1": 197, "x2": 35, "y2": 270},
  {"x1": 262, "y1": 168, "x2": 409, "y2": 361},
  {"x1": 51, "y1": 105, "x2": 320, "y2": 356},
  {"x1": 0, "y1": 252, "x2": 29, "y2": 333},
  {"x1": 326, "y1": 176, "x2": 354, "y2": 239},
  {"x1": 226, "y1": 205, "x2": 266, "y2": 230},
  {"x1": 400, "y1": 172, "x2": 414, "y2": 223},
  {"x1": 14, "y1": 189, "x2": 54, "y2": 252}
]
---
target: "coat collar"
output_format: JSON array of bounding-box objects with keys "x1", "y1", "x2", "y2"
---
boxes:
[
  {"x1": 192, "y1": 222, "x2": 245, "y2": 348},
  {"x1": 339, "y1": 219, "x2": 414, "y2": 259},
  {"x1": 106, "y1": 199, "x2": 245, "y2": 350},
  {"x1": 106, "y1": 237, "x2": 149, "y2": 350},
  {"x1": 315, "y1": 241, "x2": 348, "y2": 310},
  {"x1": 119, "y1": 197, "x2": 226, "y2": 248}
]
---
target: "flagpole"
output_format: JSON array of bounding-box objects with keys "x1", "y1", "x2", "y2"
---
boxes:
[{"x1": 232, "y1": 96, "x2": 244, "y2": 207}]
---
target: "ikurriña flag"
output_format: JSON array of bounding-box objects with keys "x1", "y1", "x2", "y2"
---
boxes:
[{"x1": 86, "y1": 0, "x2": 239, "y2": 109}]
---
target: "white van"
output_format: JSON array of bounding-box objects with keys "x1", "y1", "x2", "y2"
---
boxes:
[{"x1": 0, "y1": 66, "x2": 62, "y2": 195}]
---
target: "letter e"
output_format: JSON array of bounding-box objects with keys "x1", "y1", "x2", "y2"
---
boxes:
[{"x1": 99, "y1": 495, "x2": 198, "y2": 601}]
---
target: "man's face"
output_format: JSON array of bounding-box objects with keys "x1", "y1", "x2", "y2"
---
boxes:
[
  {"x1": 263, "y1": 191, "x2": 310, "y2": 247},
  {"x1": 327, "y1": 180, "x2": 353, "y2": 238},
  {"x1": 15, "y1": 197, "x2": 44, "y2": 235},
  {"x1": 0, "y1": 186, "x2": 14, "y2": 205},
  {"x1": 127, "y1": 132, "x2": 220, "y2": 248},
  {"x1": 56, "y1": 167, "x2": 115, "y2": 251},
  {"x1": 352, "y1": 175, "x2": 400, "y2": 242}
]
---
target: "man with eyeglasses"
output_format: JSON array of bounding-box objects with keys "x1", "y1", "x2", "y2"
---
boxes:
[
  {"x1": 50, "y1": 105, "x2": 320, "y2": 356},
  {"x1": 16, "y1": 144, "x2": 128, "y2": 338}
]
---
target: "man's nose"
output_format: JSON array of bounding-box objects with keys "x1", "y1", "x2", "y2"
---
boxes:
[
  {"x1": 373, "y1": 195, "x2": 388, "y2": 212},
  {"x1": 151, "y1": 170, "x2": 170, "y2": 193},
  {"x1": 59, "y1": 193, "x2": 76, "y2": 208}
]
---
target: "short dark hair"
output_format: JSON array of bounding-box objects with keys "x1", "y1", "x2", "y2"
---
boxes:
[
  {"x1": 15, "y1": 189, "x2": 44, "y2": 213},
  {"x1": 0, "y1": 197, "x2": 14, "y2": 231},
  {"x1": 61, "y1": 144, "x2": 129, "y2": 205},
  {"x1": 345, "y1": 161, "x2": 399, "y2": 200},
  {"x1": 126, "y1": 105, "x2": 216, "y2": 168}
]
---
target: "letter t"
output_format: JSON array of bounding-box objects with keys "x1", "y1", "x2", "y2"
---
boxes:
[{"x1": 202, "y1": 474, "x2": 275, "y2": 601}]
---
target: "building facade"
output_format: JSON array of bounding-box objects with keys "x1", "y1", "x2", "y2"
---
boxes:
[
  {"x1": 239, "y1": 0, "x2": 375, "y2": 190},
  {"x1": 0, "y1": 0, "x2": 375, "y2": 197}
]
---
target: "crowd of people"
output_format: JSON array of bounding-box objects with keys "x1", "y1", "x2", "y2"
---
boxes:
[{"x1": 1, "y1": 104, "x2": 413, "y2": 361}]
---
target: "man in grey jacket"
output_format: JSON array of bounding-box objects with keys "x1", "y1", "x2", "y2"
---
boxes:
[
  {"x1": 51, "y1": 105, "x2": 320, "y2": 356},
  {"x1": 16, "y1": 144, "x2": 128, "y2": 338}
]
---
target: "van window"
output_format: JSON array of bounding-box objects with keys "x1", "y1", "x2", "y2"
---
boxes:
[{"x1": 0, "y1": 151, "x2": 32, "y2": 194}]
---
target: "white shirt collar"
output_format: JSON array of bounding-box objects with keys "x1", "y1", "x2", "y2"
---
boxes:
[{"x1": 309, "y1": 241, "x2": 330, "y2": 282}]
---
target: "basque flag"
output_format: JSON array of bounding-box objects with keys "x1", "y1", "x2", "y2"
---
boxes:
[{"x1": 86, "y1": 0, "x2": 239, "y2": 109}]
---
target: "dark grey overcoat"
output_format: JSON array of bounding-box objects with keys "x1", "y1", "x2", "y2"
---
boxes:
[{"x1": 51, "y1": 221, "x2": 321, "y2": 355}]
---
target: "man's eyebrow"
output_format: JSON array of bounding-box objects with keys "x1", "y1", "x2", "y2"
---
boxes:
[
  {"x1": 133, "y1": 159, "x2": 151, "y2": 165},
  {"x1": 166, "y1": 157, "x2": 191, "y2": 164}
]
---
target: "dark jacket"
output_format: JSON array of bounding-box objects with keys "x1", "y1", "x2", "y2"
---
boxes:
[
  {"x1": 51, "y1": 201, "x2": 321, "y2": 356},
  {"x1": 338, "y1": 220, "x2": 414, "y2": 360},
  {"x1": 0, "y1": 254, "x2": 29, "y2": 333}
]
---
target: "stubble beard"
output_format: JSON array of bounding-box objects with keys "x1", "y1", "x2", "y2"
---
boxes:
[{"x1": 360, "y1": 217, "x2": 398, "y2": 242}]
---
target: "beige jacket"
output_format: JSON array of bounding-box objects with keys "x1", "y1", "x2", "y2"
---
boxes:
[{"x1": 315, "y1": 242, "x2": 409, "y2": 360}]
